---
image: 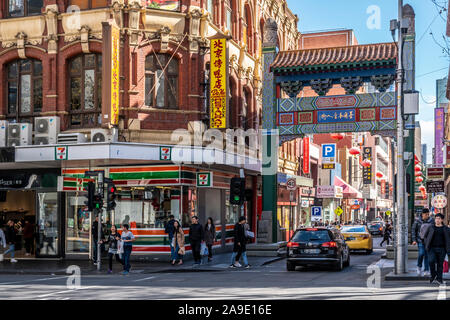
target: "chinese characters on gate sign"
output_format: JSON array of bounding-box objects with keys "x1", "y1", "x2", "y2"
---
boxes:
[{"x1": 210, "y1": 38, "x2": 227, "y2": 129}]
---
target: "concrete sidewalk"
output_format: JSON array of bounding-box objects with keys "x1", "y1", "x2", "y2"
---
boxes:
[
  {"x1": 372, "y1": 258, "x2": 450, "y2": 281},
  {"x1": 0, "y1": 252, "x2": 284, "y2": 275}
]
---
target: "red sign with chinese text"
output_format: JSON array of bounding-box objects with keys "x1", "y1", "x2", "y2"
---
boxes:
[{"x1": 303, "y1": 137, "x2": 310, "y2": 174}]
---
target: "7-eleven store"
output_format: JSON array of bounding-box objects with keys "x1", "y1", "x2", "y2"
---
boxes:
[
  {"x1": 8, "y1": 142, "x2": 261, "y2": 260},
  {"x1": 61, "y1": 165, "x2": 246, "y2": 258}
]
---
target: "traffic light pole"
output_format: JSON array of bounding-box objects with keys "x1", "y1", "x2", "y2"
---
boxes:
[{"x1": 97, "y1": 171, "x2": 104, "y2": 271}]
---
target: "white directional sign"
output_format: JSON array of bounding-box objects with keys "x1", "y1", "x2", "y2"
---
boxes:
[{"x1": 311, "y1": 206, "x2": 322, "y2": 222}]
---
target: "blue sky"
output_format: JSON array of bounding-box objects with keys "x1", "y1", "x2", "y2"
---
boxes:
[{"x1": 286, "y1": 0, "x2": 449, "y2": 163}]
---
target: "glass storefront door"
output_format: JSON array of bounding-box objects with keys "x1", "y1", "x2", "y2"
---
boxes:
[
  {"x1": 66, "y1": 193, "x2": 91, "y2": 255},
  {"x1": 36, "y1": 192, "x2": 59, "y2": 257}
]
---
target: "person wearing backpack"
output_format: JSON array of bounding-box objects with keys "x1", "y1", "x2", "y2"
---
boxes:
[
  {"x1": 412, "y1": 208, "x2": 434, "y2": 276},
  {"x1": 165, "y1": 215, "x2": 176, "y2": 264}
]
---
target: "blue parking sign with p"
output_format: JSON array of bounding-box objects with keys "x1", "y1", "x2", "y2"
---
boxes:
[
  {"x1": 322, "y1": 144, "x2": 336, "y2": 158},
  {"x1": 311, "y1": 206, "x2": 322, "y2": 217}
]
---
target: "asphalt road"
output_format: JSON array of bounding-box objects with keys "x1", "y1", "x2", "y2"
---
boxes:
[{"x1": 0, "y1": 237, "x2": 447, "y2": 300}]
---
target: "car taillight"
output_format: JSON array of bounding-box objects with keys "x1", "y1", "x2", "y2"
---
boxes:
[
  {"x1": 321, "y1": 241, "x2": 337, "y2": 248},
  {"x1": 379, "y1": 227, "x2": 382, "y2": 231},
  {"x1": 287, "y1": 242, "x2": 300, "y2": 248}
]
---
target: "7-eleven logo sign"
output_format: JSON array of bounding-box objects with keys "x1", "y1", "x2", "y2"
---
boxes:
[
  {"x1": 55, "y1": 146, "x2": 68, "y2": 160},
  {"x1": 197, "y1": 172, "x2": 212, "y2": 187},
  {"x1": 160, "y1": 146, "x2": 172, "y2": 160}
]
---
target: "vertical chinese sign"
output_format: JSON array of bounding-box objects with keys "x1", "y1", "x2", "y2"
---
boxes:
[
  {"x1": 210, "y1": 38, "x2": 228, "y2": 129},
  {"x1": 435, "y1": 108, "x2": 444, "y2": 165},
  {"x1": 363, "y1": 147, "x2": 372, "y2": 185},
  {"x1": 303, "y1": 137, "x2": 310, "y2": 174},
  {"x1": 102, "y1": 22, "x2": 120, "y2": 127}
]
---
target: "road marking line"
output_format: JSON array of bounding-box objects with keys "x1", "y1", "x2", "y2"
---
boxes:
[
  {"x1": 132, "y1": 276, "x2": 156, "y2": 282},
  {"x1": 37, "y1": 286, "x2": 98, "y2": 298},
  {"x1": 0, "y1": 276, "x2": 69, "y2": 286}
]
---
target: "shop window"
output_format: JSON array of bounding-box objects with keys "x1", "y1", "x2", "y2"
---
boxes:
[
  {"x1": 68, "y1": 54, "x2": 102, "y2": 128},
  {"x1": 69, "y1": 0, "x2": 108, "y2": 10},
  {"x1": 66, "y1": 194, "x2": 91, "y2": 254},
  {"x1": 7, "y1": 59, "x2": 43, "y2": 120},
  {"x1": 7, "y1": 0, "x2": 43, "y2": 17},
  {"x1": 145, "y1": 53, "x2": 179, "y2": 109},
  {"x1": 114, "y1": 187, "x2": 181, "y2": 229},
  {"x1": 225, "y1": 190, "x2": 239, "y2": 225}
]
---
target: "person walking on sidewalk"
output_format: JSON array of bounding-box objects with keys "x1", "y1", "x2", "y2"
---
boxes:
[
  {"x1": 1, "y1": 220, "x2": 17, "y2": 263},
  {"x1": 230, "y1": 216, "x2": 250, "y2": 269},
  {"x1": 173, "y1": 220, "x2": 185, "y2": 265},
  {"x1": 23, "y1": 219, "x2": 35, "y2": 256},
  {"x1": 189, "y1": 216, "x2": 204, "y2": 266},
  {"x1": 423, "y1": 213, "x2": 450, "y2": 285},
  {"x1": 412, "y1": 208, "x2": 434, "y2": 276},
  {"x1": 100, "y1": 225, "x2": 123, "y2": 274},
  {"x1": 204, "y1": 217, "x2": 216, "y2": 262},
  {"x1": 121, "y1": 224, "x2": 135, "y2": 275},
  {"x1": 165, "y1": 215, "x2": 176, "y2": 264},
  {"x1": 379, "y1": 222, "x2": 393, "y2": 247}
]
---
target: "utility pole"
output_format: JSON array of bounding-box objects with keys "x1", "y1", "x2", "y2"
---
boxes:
[{"x1": 394, "y1": 0, "x2": 407, "y2": 274}]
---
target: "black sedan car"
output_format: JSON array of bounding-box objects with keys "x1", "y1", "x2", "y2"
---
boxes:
[
  {"x1": 286, "y1": 227, "x2": 350, "y2": 271},
  {"x1": 368, "y1": 222, "x2": 384, "y2": 236}
]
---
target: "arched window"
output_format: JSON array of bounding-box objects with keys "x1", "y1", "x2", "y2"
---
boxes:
[
  {"x1": 244, "y1": 5, "x2": 253, "y2": 54},
  {"x1": 70, "y1": 0, "x2": 108, "y2": 10},
  {"x1": 145, "y1": 53, "x2": 178, "y2": 109},
  {"x1": 68, "y1": 54, "x2": 102, "y2": 128},
  {"x1": 7, "y1": 0, "x2": 43, "y2": 17},
  {"x1": 7, "y1": 59, "x2": 42, "y2": 120}
]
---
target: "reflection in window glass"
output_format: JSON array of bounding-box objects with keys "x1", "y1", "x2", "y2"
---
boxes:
[
  {"x1": 70, "y1": 77, "x2": 81, "y2": 111},
  {"x1": 156, "y1": 70, "x2": 165, "y2": 107},
  {"x1": 9, "y1": 0, "x2": 24, "y2": 17},
  {"x1": 225, "y1": 191, "x2": 239, "y2": 225},
  {"x1": 8, "y1": 82, "x2": 18, "y2": 114},
  {"x1": 20, "y1": 75, "x2": 31, "y2": 113},
  {"x1": 37, "y1": 192, "x2": 59, "y2": 256},
  {"x1": 34, "y1": 78, "x2": 42, "y2": 113},
  {"x1": 84, "y1": 69, "x2": 95, "y2": 109},
  {"x1": 66, "y1": 194, "x2": 91, "y2": 254},
  {"x1": 145, "y1": 75, "x2": 154, "y2": 106}
]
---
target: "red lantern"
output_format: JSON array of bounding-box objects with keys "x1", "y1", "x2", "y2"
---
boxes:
[
  {"x1": 376, "y1": 172, "x2": 383, "y2": 178},
  {"x1": 349, "y1": 147, "x2": 360, "y2": 155},
  {"x1": 330, "y1": 133, "x2": 344, "y2": 141},
  {"x1": 419, "y1": 185, "x2": 426, "y2": 192},
  {"x1": 361, "y1": 159, "x2": 372, "y2": 167},
  {"x1": 389, "y1": 186, "x2": 394, "y2": 192},
  {"x1": 415, "y1": 171, "x2": 422, "y2": 177},
  {"x1": 414, "y1": 159, "x2": 420, "y2": 165},
  {"x1": 416, "y1": 176, "x2": 424, "y2": 183},
  {"x1": 414, "y1": 165, "x2": 421, "y2": 172}
]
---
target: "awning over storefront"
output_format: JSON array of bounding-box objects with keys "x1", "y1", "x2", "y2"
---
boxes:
[{"x1": 334, "y1": 176, "x2": 363, "y2": 199}]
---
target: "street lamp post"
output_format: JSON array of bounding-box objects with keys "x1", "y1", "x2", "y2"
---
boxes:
[{"x1": 394, "y1": 0, "x2": 408, "y2": 274}]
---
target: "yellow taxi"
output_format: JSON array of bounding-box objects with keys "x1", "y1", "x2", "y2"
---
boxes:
[{"x1": 340, "y1": 225, "x2": 373, "y2": 254}]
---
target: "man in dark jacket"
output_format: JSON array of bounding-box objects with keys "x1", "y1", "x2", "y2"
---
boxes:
[
  {"x1": 412, "y1": 208, "x2": 434, "y2": 276},
  {"x1": 423, "y1": 213, "x2": 450, "y2": 285},
  {"x1": 189, "y1": 216, "x2": 204, "y2": 265},
  {"x1": 1, "y1": 220, "x2": 17, "y2": 263},
  {"x1": 230, "y1": 216, "x2": 250, "y2": 269},
  {"x1": 165, "y1": 215, "x2": 176, "y2": 263}
]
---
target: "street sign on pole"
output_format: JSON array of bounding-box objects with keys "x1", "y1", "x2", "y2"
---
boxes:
[
  {"x1": 335, "y1": 206, "x2": 343, "y2": 216},
  {"x1": 311, "y1": 206, "x2": 322, "y2": 222},
  {"x1": 286, "y1": 178, "x2": 297, "y2": 191},
  {"x1": 432, "y1": 195, "x2": 447, "y2": 209},
  {"x1": 322, "y1": 144, "x2": 336, "y2": 167}
]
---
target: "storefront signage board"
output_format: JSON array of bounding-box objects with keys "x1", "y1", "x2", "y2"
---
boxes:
[
  {"x1": 303, "y1": 137, "x2": 310, "y2": 174},
  {"x1": 363, "y1": 147, "x2": 372, "y2": 184},
  {"x1": 159, "y1": 146, "x2": 172, "y2": 160},
  {"x1": 427, "y1": 167, "x2": 444, "y2": 181},
  {"x1": 197, "y1": 172, "x2": 213, "y2": 187},
  {"x1": 316, "y1": 186, "x2": 343, "y2": 199},
  {"x1": 210, "y1": 38, "x2": 228, "y2": 129},
  {"x1": 426, "y1": 181, "x2": 444, "y2": 193},
  {"x1": 431, "y1": 195, "x2": 447, "y2": 209},
  {"x1": 55, "y1": 146, "x2": 68, "y2": 160}
]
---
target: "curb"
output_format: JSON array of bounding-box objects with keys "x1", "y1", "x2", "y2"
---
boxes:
[{"x1": 261, "y1": 256, "x2": 285, "y2": 266}]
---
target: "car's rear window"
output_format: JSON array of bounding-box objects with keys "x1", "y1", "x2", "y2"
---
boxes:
[
  {"x1": 341, "y1": 226, "x2": 366, "y2": 233},
  {"x1": 292, "y1": 230, "x2": 331, "y2": 242}
]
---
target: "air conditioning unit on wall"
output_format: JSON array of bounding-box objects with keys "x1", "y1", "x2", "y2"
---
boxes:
[
  {"x1": 91, "y1": 128, "x2": 118, "y2": 143},
  {"x1": 34, "y1": 116, "x2": 60, "y2": 145},
  {"x1": 0, "y1": 121, "x2": 8, "y2": 147},
  {"x1": 7, "y1": 123, "x2": 32, "y2": 147},
  {"x1": 57, "y1": 132, "x2": 88, "y2": 144}
]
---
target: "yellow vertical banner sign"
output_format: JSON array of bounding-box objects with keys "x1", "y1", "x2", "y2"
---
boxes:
[
  {"x1": 210, "y1": 38, "x2": 227, "y2": 129},
  {"x1": 110, "y1": 25, "x2": 120, "y2": 126}
]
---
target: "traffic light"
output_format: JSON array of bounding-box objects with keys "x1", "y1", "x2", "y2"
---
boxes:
[
  {"x1": 230, "y1": 178, "x2": 245, "y2": 205},
  {"x1": 107, "y1": 183, "x2": 117, "y2": 210},
  {"x1": 85, "y1": 181, "x2": 95, "y2": 211},
  {"x1": 93, "y1": 194, "x2": 103, "y2": 210}
]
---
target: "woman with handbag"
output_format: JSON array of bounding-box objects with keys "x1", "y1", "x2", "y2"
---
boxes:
[
  {"x1": 100, "y1": 225, "x2": 123, "y2": 274},
  {"x1": 173, "y1": 221, "x2": 185, "y2": 265},
  {"x1": 204, "y1": 217, "x2": 216, "y2": 262}
]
